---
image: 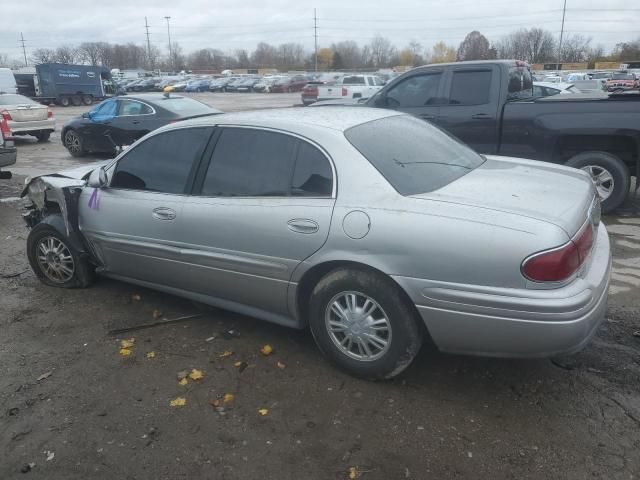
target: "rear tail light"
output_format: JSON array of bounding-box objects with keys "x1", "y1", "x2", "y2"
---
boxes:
[
  {"x1": 521, "y1": 221, "x2": 594, "y2": 282},
  {"x1": 341, "y1": 87, "x2": 348, "y2": 96},
  {"x1": 1, "y1": 110, "x2": 12, "y2": 121},
  {"x1": 0, "y1": 117, "x2": 10, "y2": 138},
  {"x1": 47, "y1": 108, "x2": 53, "y2": 118}
]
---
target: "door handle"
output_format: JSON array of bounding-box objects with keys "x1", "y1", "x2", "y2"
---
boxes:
[
  {"x1": 418, "y1": 114, "x2": 436, "y2": 120},
  {"x1": 471, "y1": 113, "x2": 493, "y2": 120},
  {"x1": 152, "y1": 207, "x2": 176, "y2": 221},
  {"x1": 287, "y1": 219, "x2": 319, "y2": 234},
  {"x1": 132, "y1": 120, "x2": 140, "y2": 125}
]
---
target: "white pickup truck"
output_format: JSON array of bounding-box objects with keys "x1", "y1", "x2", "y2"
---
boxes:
[{"x1": 316, "y1": 74, "x2": 384, "y2": 102}]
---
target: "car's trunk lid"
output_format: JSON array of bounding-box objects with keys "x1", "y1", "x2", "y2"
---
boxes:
[
  {"x1": 410, "y1": 155, "x2": 597, "y2": 236},
  {"x1": 6, "y1": 104, "x2": 48, "y2": 122}
]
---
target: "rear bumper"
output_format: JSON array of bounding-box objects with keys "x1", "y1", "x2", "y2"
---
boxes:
[
  {"x1": 393, "y1": 224, "x2": 611, "y2": 358},
  {"x1": 8, "y1": 118, "x2": 55, "y2": 135}
]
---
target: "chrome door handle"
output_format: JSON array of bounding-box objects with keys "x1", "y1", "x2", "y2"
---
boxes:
[
  {"x1": 287, "y1": 219, "x2": 319, "y2": 234},
  {"x1": 152, "y1": 207, "x2": 176, "y2": 220},
  {"x1": 471, "y1": 113, "x2": 492, "y2": 120}
]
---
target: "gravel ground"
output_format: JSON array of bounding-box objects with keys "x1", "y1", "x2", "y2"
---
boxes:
[{"x1": 1, "y1": 93, "x2": 639, "y2": 479}]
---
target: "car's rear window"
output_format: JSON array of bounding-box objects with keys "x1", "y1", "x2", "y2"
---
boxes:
[
  {"x1": 158, "y1": 97, "x2": 216, "y2": 116},
  {"x1": 612, "y1": 73, "x2": 633, "y2": 80},
  {"x1": 345, "y1": 115, "x2": 485, "y2": 195},
  {"x1": 342, "y1": 76, "x2": 366, "y2": 85},
  {"x1": 0, "y1": 94, "x2": 38, "y2": 105}
]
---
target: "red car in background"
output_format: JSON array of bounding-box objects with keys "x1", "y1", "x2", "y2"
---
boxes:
[
  {"x1": 270, "y1": 75, "x2": 309, "y2": 93},
  {"x1": 606, "y1": 72, "x2": 639, "y2": 91}
]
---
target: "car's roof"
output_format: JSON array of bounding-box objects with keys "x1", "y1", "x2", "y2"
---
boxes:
[{"x1": 175, "y1": 106, "x2": 403, "y2": 133}]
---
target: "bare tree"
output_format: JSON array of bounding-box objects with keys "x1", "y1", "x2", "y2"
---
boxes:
[
  {"x1": 77, "y1": 42, "x2": 110, "y2": 66},
  {"x1": 55, "y1": 45, "x2": 79, "y2": 64},
  {"x1": 611, "y1": 38, "x2": 640, "y2": 61},
  {"x1": 408, "y1": 40, "x2": 424, "y2": 65},
  {"x1": 235, "y1": 49, "x2": 250, "y2": 68},
  {"x1": 369, "y1": 35, "x2": 395, "y2": 67},
  {"x1": 456, "y1": 31, "x2": 491, "y2": 61},
  {"x1": 31, "y1": 48, "x2": 57, "y2": 64},
  {"x1": 495, "y1": 28, "x2": 556, "y2": 63},
  {"x1": 331, "y1": 41, "x2": 361, "y2": 69},
  {"x1": 559, "y1": 34, "x2": 592, "y2": 63},
  {"x1": 251, "y1": 42, "x2": 277, "y2": 67},
  {"x1": 0, "y1": 52, "x2": 10, "y2": 67}
]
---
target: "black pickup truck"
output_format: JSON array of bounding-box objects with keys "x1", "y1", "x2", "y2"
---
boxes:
[{"x1": 321, "y1": 60, "x2": 640, "y2": 213}]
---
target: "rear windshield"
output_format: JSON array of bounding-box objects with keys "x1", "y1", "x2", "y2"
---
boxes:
[
  {"x1": 158, "y1": 97, "x2": 215, "y2": 116},
  {"x1": 612, "y1": 73, "x2": 633, "y2": 80},
  {"x1": 507, "y1": 65, "x2": 534, "y2": 100},
  {"x1": 0, "y1": 94, "x2": 38, "y2": 105},
  {"x1": 342, "y1": 76, "x2": 366, "y2": 85},
  {"x1": 345, "y1": 115, "x2": 485, "y2": 195}
]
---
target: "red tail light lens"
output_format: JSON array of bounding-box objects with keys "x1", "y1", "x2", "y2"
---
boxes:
[
  {"x1": 1, "y1": 110, "x2": 12, "y2": 121},
  {"x1": 341, "y1": 87, "x2": 348, "y2": 96},
  {"x1": 47, "y1": 108, "x2": 53, "y2": 118},
  {"x1": 0, "y1": 117, "x2": 10, "y2": 138},
  {"x1": 522, "y1": 222, "x2": 594, "y2": 282}
]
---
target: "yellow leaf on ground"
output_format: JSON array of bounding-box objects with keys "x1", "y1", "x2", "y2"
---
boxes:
[
  {"x1": 119, "y1": 348, "x2": 132, "y2": 356},
  {"x1": 120, "y1": 338, "x2": 135, "y2": 348},
  {"x1": 210, "y1": 399, "x2": 221, "y2": 407},
  {"x1": 131, "y1": 294, "x2": 141, "y2": 301},
  {"x1": 219, "y1": 351, "x2": 233, "y2": 358},
  {"x1": 276, "y1": 361, "x2": 286, "y2": 369},
  {"x1": 178, "y1": 378, "x2": 188, "y2": 386},
  {"x1": 234, "y1": 361, "x2": 243, "y2": 367},
  {"x1": 170, "y1": 397, "x2": 186, "y2": 407},
  {"x1": 223, "y1": 393, "x2": 234, "y2": 404},
  {"x1": 152, "y1": 309, "x2": 163, "y2": 319},
  {"x1": 258, "y1": 408, "x2": 269, "y2": 416},
  {"x1": 348, "y1": 466, "x2": 359, "y2": 479},
  {"x1": 189, "y1": 368, "x2": 204, "y2": 381},
  {"x1": 146, "y1": 351, "x2": 156, "y2": 359},
  {"x1": 260, "y1": 344, "x2": 273, "y2": 356}
]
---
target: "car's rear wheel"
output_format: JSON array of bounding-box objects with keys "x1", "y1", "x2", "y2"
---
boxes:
[
  {"x1": 565, "y1": 151, "x2": 630, "y2": 213},
  {"x1": 82, "y1": 95, "x2": 93, "y2": 105},
  {"x1": 64, "y1": 129, "x2": 86, "y2": 157},
  {"x1": 27, "y1": 222, "x2": 94, "y2": 288},
  {"x1": 35, "y1": 131, "x2": 50, "y2": 142},
  {"x1": 308, "y1": 267, "x2": 423, "y2": 380}
]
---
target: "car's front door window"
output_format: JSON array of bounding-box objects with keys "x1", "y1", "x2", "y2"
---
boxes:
[{"x1": 386, "y1": 73, "x2": 443, "y2": 107}]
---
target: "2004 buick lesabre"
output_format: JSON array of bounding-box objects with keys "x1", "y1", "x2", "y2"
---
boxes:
[{"x1": 22, "y1": 107, "x2": 611, "y2": 379}]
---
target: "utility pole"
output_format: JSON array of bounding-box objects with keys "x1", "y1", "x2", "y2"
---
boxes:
[
  {"x1": 145, "y1": 17, "x2": 153, "y2": 70},
  {"x1": 314, "y1": 9, "x2": 318, "y2": 72},
  {"x1": 19, "y1": 32, "x2": 28, "y2": 67},
  {"x1": 557, "y1": 0, "x2": 567, "y2": 70},
  {"x1": 164, "y1": 16, "x2": 173, "y2": 71}
]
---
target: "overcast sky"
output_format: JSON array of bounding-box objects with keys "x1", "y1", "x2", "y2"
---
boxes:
[{"x1": 1, "y1": 0, "x2": 637, "y2": 61}]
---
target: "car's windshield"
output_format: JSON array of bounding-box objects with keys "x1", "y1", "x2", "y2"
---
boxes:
[
  {"x1": 158, "y1": 97, "x2": 215, "y2": 116},
  {"x1": 345, "y1": 115, "x2": 485, "y2": 195},
  {"x1": 0, "y1": 94, "x2": 38, "y2": 105}
]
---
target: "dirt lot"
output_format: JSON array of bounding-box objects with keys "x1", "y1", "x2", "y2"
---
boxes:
[{"x1": 1, "y1": 93, "x2": 639, "y2": 479}]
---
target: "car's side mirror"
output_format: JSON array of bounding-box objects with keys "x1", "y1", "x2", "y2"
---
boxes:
[
  {"x1": 87, "y1": 166, "x2": 107, "y2": 188},
  {"x1": 82, "y1": 112, "x2": 90, "y2": 119}
]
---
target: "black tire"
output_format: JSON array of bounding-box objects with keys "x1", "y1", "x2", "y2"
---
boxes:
[
  {"x1": 35, "y1": 131, "x2": 50, "y2": 142},
  {"x1": 63, "y1": 129, "x2": 86, "y2": 157},
  {"x1": 71, "y1": 95, "x2": 82, "y2": 106},
  {"x1": 565, "y1": 151, "x2": 630, "y2": 214},
  {"x1": 308, "y1": 267, "x2": 423, "y2": 380},
  {"x1": 82, "y1": 95, "x2": 93, "y2": 105},
  {"x1": 27, "y1": 221, "x2": 95, "y2": 289},
  {"x1": 58, "y1": 96, "x2": 71, "y2": 107}
]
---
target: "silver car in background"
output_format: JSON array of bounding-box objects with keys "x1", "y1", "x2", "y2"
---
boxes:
[
  {"x1": 0, "y1": 93, "x2": 55, "y2": 142},
  {"x1": 22, "y1": 107, "x2": 611, "y2": 379}
]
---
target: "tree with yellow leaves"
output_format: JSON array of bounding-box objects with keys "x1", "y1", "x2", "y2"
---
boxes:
[{"x1": 430, "y1": 41, "x2": 457, "y2": 63}]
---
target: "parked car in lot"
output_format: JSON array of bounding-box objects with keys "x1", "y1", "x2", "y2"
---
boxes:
[
  {"x1": 0, "y1": 115, "x2": 17, "y2": 179},
  {"x1": 301, "y1": 73, "x2": 343, "y2": 105},
  {"x1": 571, "y1": 79, "x2": 608, "y2": 95},
  {"x1": 61, "y1": 93, "x2": 222, "y2": 157},
  {"x1": 533, "y1": 82, "x2": 581, "y2": 97},
  {"x1": 185, "y1": 79, "x2": 212, "y2": 92},
  {"x1": 270, "y1": 75, "x2": 309, "y2": 93},
  {"x1": 209, "y1": 77, "x2": 237, "y2": 92},
  {"x1": 0, "y1": 93, "x2": 55, "y2": 141},
  {"x1": 317, "y1": 74, "x2": 385, "y2": 102},
  {"x1": 606, "y1": 72, "x2": 639, "y2": 91},
  {"x1": 253, "y1": 77, "x2": 280, "y2": 93},
  {"x1": 22, "y1": 107, "x2": 610, "y2": 379},
  {"x1": 313, "y1": 60, "x2": 640, "y2": 213},
  {"x1": 235, "y1": 77, "x2": 262, "y2": 92}
]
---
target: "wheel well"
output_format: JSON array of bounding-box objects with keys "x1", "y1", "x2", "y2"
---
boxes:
[
  {"x1": 553, "y1": 135, "x2": 637, "y2": 169},
  {"x1": 295, "y1": 260, "x2": 430, "y2": 338}
]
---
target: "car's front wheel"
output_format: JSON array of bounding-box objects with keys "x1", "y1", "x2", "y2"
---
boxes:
[
  {"x1": 309, "y1": 267, "x2": 423, "y2": 379},
  {"x1": 27, "y1": 222, "x2": 95, "y2": 288},
  {"x1": 63, "y1": 129, "x2": 86, "y2": 157}
]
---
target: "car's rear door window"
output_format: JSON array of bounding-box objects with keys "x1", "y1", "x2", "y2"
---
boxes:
[
  {"x1": 345, "y1": 115, "x2": 484, "y2": 195},
  {"x1": 110, "y1": 127, "x2": 212, "y2": 193},
  {"x1": 449, "y1": 70, "x2": 492, "y2": 105},
  {"x1": 291, "y1": 141, "x2": 333, "y2": 197}
]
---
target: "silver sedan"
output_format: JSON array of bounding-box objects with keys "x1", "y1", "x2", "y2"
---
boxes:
[
  {"x1": 22, "y1": 107, "x2": 611, "y2": 379},
  {"x1": 0, "y1": 93, "x2": 55, "y2": 142}
]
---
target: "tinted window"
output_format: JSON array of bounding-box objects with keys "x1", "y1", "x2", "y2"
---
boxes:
[
  {"x1": 343, "y1": 76, "x2": 366, "y2": 85},
  {"x1": 111, "y1": 127, "x2": 211, "y2": 193},
  {"x1": 202, "y1": 128, "x2": 297, "y2": 196},
  {"x1": 449, "y1": 70, "x2": 492, "y2": 105},
  {"x1": 386, "y1": 73, "x2": 442, "y2": 107},
  {"x1": 507, "y1": 65, "x2": 534, "y2": 100},
  {"x1": 292, "y1": 142, "x2": 333, "y2": 197},
  {"x1": 118, "y1": 100, "x2": 153, "y2": 116},
  {"x1": 345, "y1": 115, "x2": 484, "y2": 195}
]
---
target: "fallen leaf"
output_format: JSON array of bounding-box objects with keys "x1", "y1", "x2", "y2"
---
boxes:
[
  {"x1": 188, "y1": 368, "x2": 204, "y2": 381},
  {"x1": 234, "y1": 361, "x2": 243, "y2": 367},
  {"x1": 170, "y1": 397, "x2": 186, "y2": 407},
  {"x1": 152, "y1": 309, "x2": 163, "y2": 319},
  {"x1": 258, "y1": 408, "x2": 269, "y2": 416},
  {"x1": 219, "y1": 350, "x2": 233, "y2": 358},
  {"x1": 205, "y1": 336, "x2": 216, "y2": 342},
  {"x1": 177, "y1": 370, "x2": 189, "y2": 380},
  {"x1": 260, "y1": 344, "x2": 273, "y2": 356},
  {"x1": 45, "y1": 450, "x2": 55, "y2": 462},
  {"x1": 348, "y1": 466, "x2": 359, "y2": 479},
  {"x1": 146, "y1": 351, "x2": 156, "y2": 359},
  {"x1": 119, "y1": 348, "x2": 132, "y2": 356},
  {"x1": 131, "y1": 294, "x2": 141, "y2": 301},
  {"x1": 37, "y1": 371, "x2": 53, "y2": 381},
  {"x1": 210, "y1": 399, "x2": 221, "y2": 407},
  {"x1": 223, "y1": 393, "x2": 234, "y2": 404},
  {"x1": 276, "y1": 361, "x2": 286, "y2": 370},
  {"x1": 120, "y1": 338, "x2": 135, "y2": 348},
  {"x1": 178, "y1": 378, "x2": 188, "y2": 386}
]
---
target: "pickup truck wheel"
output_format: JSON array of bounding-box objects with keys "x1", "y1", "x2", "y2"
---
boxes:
[
  {"x1": 64, "y1": 129, "x2": 86, "y2": 157},
  {"x1": 308, "y1": 267, "x2": 423, "y2": 380},
  {"x1": 565, "y1": 151, "x2": 630, "y2": 213},
  {"x1": 35, "y1": 131, "x2": 50, "y2": 142},
  {"x1": 82, "y1": 95, "x2": 93, "y2": 105},
  {"x1": 27, "y1": 222, "x2": 95, "y2": 289},
  {"x1": 58, "y1": 96, "x2": 71, "y2": 107}
]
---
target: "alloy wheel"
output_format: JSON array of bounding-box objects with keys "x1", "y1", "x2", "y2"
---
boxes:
[
  {"x1": 325, "y1": 291, "x2": 392, "y2": 361},
  {"x1": 581, "y1": 165, "x2": 615, "y2": 200},
  {"x1": 35, "y1": 236, "x2": 75, "y2": 283},
  {"x1": 65, "y1": 131, "x2": 82, "y2": 155}
]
